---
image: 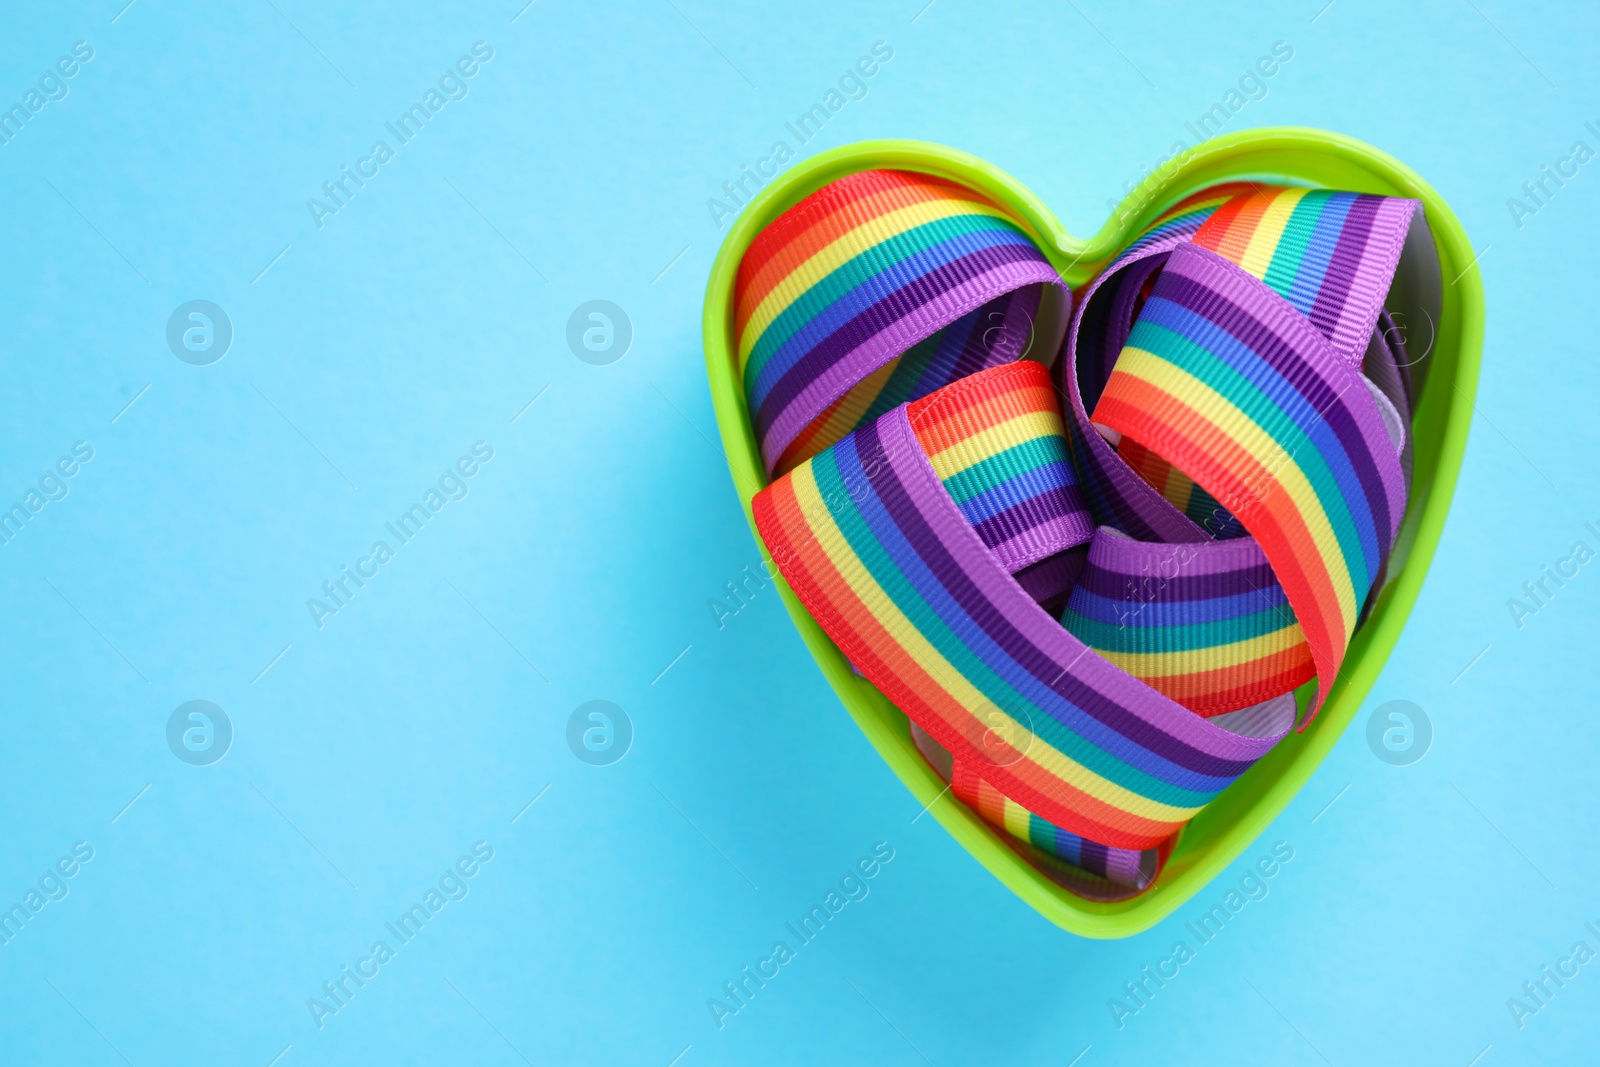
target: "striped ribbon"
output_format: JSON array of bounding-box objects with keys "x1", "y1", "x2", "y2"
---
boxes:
[
  {"x1": 735, "y1": 169, "x2": 1070, "y2": 475},
  {"x1": 754, "y1": 361, "x2": 1297, "y2": 856},
  {"x1": 908, "y1": 359, "x2": 1092, "y2": 576},
  {"x1": 1060, "y1": 530, "x2": 1311, "y2": 716},
  {"x1": 951, "y1": 748, "x2": 1161, "y2": 889},
  {"x1": 743, "y1": 170, "x2": 1418, "y2": 896},
  {"x1": 1092, "y1": 187, "x2": 1414, "y2": 711}
]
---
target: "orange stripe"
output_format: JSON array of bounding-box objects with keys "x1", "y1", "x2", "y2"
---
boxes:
[
  {"x1": 1093, "y1": 380, "x2": 1345, "y2": 706},
  {"x1": 908, "y1": 371, "x2": 1055, "y2": 448},
  {"x1": 735, "y1": 171, "x2": 909, "y2": 295},
  {"x1": 754, "y1": 471, "x2": 1176, "y2": 848},
  {"x1": 1195, "y1": 191, "x2": 1258, "y2": 263},
  {"x1": 1154, "y1": 181, "x2": 1261, "y2": 224},
  {"x1": 1116, "y1": 436, "x2": 1188, "y2": 508},
  {"x1": 734, "y1": 176, "x2": 1005, "y2": 336},
  {"x1": 1099, "y1": 379, "x2": 1341, "y2": 648},
  {"x1": 1143, "y1": 647, "x2": 1314, "y2": 715},
  {"x1": 907, "y1": 359, "x2": 1049, "y2": 416},
  {"x1": 975, "y1": 779, "x2": 1009, "y2": 828}
]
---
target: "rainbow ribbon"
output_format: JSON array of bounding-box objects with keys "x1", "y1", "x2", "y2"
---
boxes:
[
  {"x1": 744, "y1": 171, "x2": 1418, "y2": 897},
  {"x1": 1091, "y1": 187, "x2": 1414, "y2": 711},
  {"x1": 734, "y1": 169, "x2": 1071, "y2": 474}
]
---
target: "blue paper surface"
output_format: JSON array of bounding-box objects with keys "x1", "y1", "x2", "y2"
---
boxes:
[{"x1": 0, "y1": 1, "x2": 1595, "y2": 1064}]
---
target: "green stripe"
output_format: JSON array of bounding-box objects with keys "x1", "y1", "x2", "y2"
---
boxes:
[
  {"x1": 940, "y1": 436, "x2": 1068, "y2": 506},
  {"x1": 1260, "y1": 192, "x2": 1327, "y2": 297},
  {"x1": 1027, "y1": 810, "x2": 1061, "y2": 855},
  {"x1": 811, "y1": 444, "x2": 1217, "y2": 809},
  {"x1": 1062, "y1": 603, "x2": 1297, "y2": 653},
  {"x1": 1179, "y1": 480, "x2": 1231, "y2": 531},
  {"x1": 743, "y1": 213, "x2": 1023, "y2": 388},
  {"x1": 1127, "y1": 318, "x2": 1369, "y2": 588},
  {"x1": 864, "y1": 330, "x2": 948, "y2": 420}
]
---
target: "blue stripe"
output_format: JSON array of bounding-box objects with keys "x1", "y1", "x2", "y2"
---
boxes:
[
  {"x1": 954, "y1": 461, "x2": 1077, "y2": 526},
  {"x1": 821, "y1": 425, "x2": 1235, "y2": 801},
  {"x1": 1065, "y1": 582, "x2": 1290, "y2": 627},
  {"x1": 1133, "y1": 296, "x2": 1382, "y2": 586},
  {"x1": 746, "y1": 224, "x2": 1036, "y2": 406},
  {"x1": 1283, "y1": 192, "x2": 1354, "y2": 318},
  {"x1": 1061, "y1": 602, "x2": 1298, "y2": 653}
]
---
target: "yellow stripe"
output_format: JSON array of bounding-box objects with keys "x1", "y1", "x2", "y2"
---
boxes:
[
  {"x1": 799, "y1": 358, "x2": 899, "y2": 454},
  {"x1": 1236, "y1": 188, "x2": 1308, "y2": 279},
  {"x1": 1159, "y1": 457, "x2": 1193, "y2": 511},
  {"x1": 1002, "y1": 796, "x2": 1032, "y2": 840},
  {"x1": 788, "y1": 461, "x2": 1200, "y2": 825},
  {"x1": 738, "y1": 198, "x2": 1018, "y2": 365},
  {"x1": 924, "y1": 410, "x2": 1062, "y2": 479},
  {"x1": 1153, "y1": 192, "x2": 1233, "y2": 226},
  {"x1": 1094, "y1": 622, "x2": 1306, "y2": 679},
  {"x1": 1113, "y1": 349, "x2": 1359, "y2": 633}
]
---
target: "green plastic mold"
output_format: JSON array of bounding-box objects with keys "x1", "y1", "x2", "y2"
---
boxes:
[{"x1": 701, "y1": 128, "x2": 1483, "y2": 938}]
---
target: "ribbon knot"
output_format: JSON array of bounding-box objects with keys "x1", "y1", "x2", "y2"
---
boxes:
[{"x1": 744, "y1": 171, "x2": 1420, "y2": 898}]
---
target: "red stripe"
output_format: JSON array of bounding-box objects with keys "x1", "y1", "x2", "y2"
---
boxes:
[
  {"x1": 1157, "y1": 181, "x2": 1262, "y2": 221},
  {"x1": 1141, "y1": 646, "x2": 1314, "y2": 717},
  {"x1": 755, "y1": 466, "x2": 1177, "y2": 848},
  {"x1": 736, "y1": 170, "x2": 901, "y2": 295},
  {"x1": 735, "y1": 172, "x2": 1005, "y2": 338},
  {"x1": 1094, "y1": 379, "x2": 1346, "y2": 712},
  {"x1": 773, "y1": 391, "x2": 853, "y2": 476},
  {"x1": 1192, "y1": 189, "x2": 1264, "y2": 262},
  {"x1": 906, "y1": 360, "x2": 1056, "y2": 449}
]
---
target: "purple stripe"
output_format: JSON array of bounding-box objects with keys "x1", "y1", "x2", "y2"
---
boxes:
[
  {"x1": 863, "y1": 409, "x2": 1286, "y2": 771},
  {"x1": 931, "y1": 298, "x2": 988, "y2": 378},
  {"x1": 1056, "y1": 240, "x2": 1207, "y2": 543},
  {"x1": 1161, "y1": 248, "x2": 1406, "y2": 553},
  {"x1": 1332, "y1": 197, "x2": 1419, "y2": 369},
  {"x1": 1075, "y1": 835, "x2": 1112, "y2": 876},
  {"x1": 1013, "y1": 547, "x2": 1086, "y2": 610},
  {"x1": 755, "y1": 243, "x2": 1050, "y2": 446},
  {"x1": 1062, "y1": 424, "x2": 1148, "y2": 540},
  {"x1": 1099, "y1": 254, "x2": 1166, "y2": 403},
  {"x1": 1305, "y1": 195, "x2": 1380, "y2": 348},
  {"x1": 962, "y1": 475, "x2": 1085, "y2": 537},
  {"x1": 749, "y1": 225, "x2": 1038, "y2": 398},
  {"x1": 1160, "y1": 246, "x2": 1406, "y2": 550},
  {"x1": 1073, "y1": 532, "x2": 1289, "y2": 604},
  {"x1": 1367, "y1": 311, "x2": 1409, "y2": 417},
  {"x1": 757, "y1": 251, "x2": 1062, "y2": 470},
  {"x1": 849, "y1": 432, "x2": 1258, "y2": 790},
  {"x1": 997, "y1": 285, "x2": 1042, "y2": 363},
  {"x1": 973, "y1": 492, "x2": 1093, "y2": 572}
]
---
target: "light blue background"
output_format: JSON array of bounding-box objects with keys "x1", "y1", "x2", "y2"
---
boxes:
[{"x1": 0, "y1": 1, "x2": 1594, "y2": 1064}]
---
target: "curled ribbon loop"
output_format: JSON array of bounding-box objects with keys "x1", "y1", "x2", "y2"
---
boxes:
[
  {"x1": 745, "y1": 171, "x2": 1420, "y2": 899},
  {"x1": 735, "y1": 169, "x2": 1071, "y2": 475}
]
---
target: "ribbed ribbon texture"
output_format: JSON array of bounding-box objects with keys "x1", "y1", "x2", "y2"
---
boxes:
[{"x1": 746, "y1": 171, "x2": 1419, "y2": 899}]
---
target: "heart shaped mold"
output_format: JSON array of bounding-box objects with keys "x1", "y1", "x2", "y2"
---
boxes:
[{"x1": 701, "y1": 128, "x2": 1482, "y2": 938}]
